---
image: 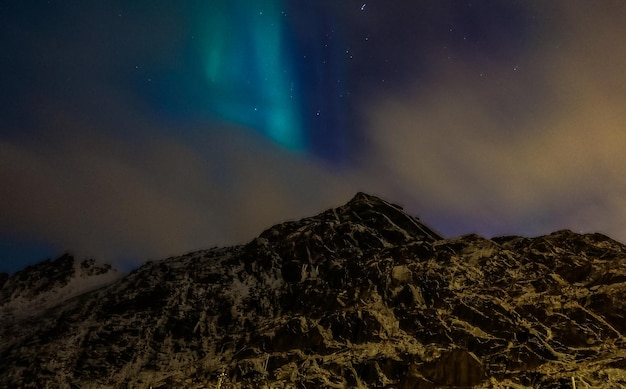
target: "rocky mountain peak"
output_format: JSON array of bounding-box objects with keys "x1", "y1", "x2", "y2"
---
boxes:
[
  {"x1": 343, "y1": 192, "x2": 443, "y2": 242},
  {"x1": 251, "y1": 192, "x2": 443, "y2": 275},
  {"x1": 1, "y1": 193, "x2": 626, "y2": 388},
  {"x1": 0, "y1": 253, "x2": 120, "y2": 321}
]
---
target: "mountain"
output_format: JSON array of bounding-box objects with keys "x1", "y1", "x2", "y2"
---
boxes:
[
  {"x1": 0, "y1": 253, "x2": 120, "y2": 322},
  {"x1": 1, "y1": 192, "x2": 626, "y2": 388}
]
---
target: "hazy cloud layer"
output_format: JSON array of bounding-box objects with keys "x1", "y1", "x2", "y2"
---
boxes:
[
  {"x1": 363, "y1": 1, "x2": 626, "y2": 239},
  {"x1": 0, "y1": 114, "x2": 355, "y2": 269}
]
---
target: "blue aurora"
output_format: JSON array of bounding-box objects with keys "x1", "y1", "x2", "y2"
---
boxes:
[
  {"x1": 191, "y1": 0, "x2": 350, "y2": 163},
  {"x1": 196, "y1": 0, "x2": 305, "y2": 151}
]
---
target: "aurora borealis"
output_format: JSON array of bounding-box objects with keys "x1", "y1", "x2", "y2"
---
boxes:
[
  {"x1": 2, "y1": 1, "x2": 626, "y2": 273},
  {"x1": 196, "y1": 0, "x2": 305, "y2": 151},
  {"x1": 191, "y1": 0, "x2": 357, "y2": 163}
]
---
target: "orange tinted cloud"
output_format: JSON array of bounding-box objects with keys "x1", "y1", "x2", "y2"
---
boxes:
[
  {"x1": 363, "y1": 1, "x2": 626, "y2": 239},
  {"x1": 0, "y1": 111, "x2": 354, "y2": 268}
]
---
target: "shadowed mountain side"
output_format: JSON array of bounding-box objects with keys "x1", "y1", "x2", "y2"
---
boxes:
[{"x1": 1, "y1": 193, "x2": 626, "y2": 388}]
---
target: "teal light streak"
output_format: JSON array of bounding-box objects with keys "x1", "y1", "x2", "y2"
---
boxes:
[{"x1": 197, "y1": 0, "x2": 304, "y2": 151}]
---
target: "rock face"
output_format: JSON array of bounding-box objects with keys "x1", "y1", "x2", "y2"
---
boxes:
[
  {"x1": 0, "y1": 253, "x2": 120, "y2": 322},
  {"x1": 1, "y1": 192, "x2": 626, "y2": 388}
]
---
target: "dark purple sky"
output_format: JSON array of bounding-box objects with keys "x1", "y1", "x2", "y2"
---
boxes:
[{"x1": 2, "y1": 1, "x2": 626, "y2": 273}]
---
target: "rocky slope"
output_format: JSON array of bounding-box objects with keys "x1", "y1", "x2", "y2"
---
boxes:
[
  {"x1": 1, "y1": 193, "x2": 626, "y2": 388},
  {"x1": 0, "y1": 254, "x2": 120, "y2": 321}
]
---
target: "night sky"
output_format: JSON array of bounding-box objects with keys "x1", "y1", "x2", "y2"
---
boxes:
[{"x1": 2, "y1": 1, "x2": 626, "y2": 273}]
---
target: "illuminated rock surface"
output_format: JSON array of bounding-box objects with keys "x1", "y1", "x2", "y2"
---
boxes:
[{"x1": 1, "y1": 193, "x2": 626, "y2": 388}]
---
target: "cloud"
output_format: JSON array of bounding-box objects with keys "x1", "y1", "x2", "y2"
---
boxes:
[
  {"x1": 362, "y1": 1, "x2": 626, "y2": 240},
  {"x1": 0, "y1": 107, "x2": 356, "y2": 269}
]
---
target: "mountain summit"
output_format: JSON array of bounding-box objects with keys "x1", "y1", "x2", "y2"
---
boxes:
[{"x1": 1, "y1": 193, "x2": 626, "y2": 388}]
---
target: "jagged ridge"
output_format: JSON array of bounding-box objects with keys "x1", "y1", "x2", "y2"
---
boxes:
[{"x1": 1, "y1": 193, "x2": 626, "y2": 388}]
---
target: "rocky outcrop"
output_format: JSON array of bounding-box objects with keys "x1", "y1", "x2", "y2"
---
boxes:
[
  {"x1": 0, "y1": 253, "x2": 120, "y2": 321},
  {"x1": 1, "y1": 193, "x2": 626, "y2": 388}
]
